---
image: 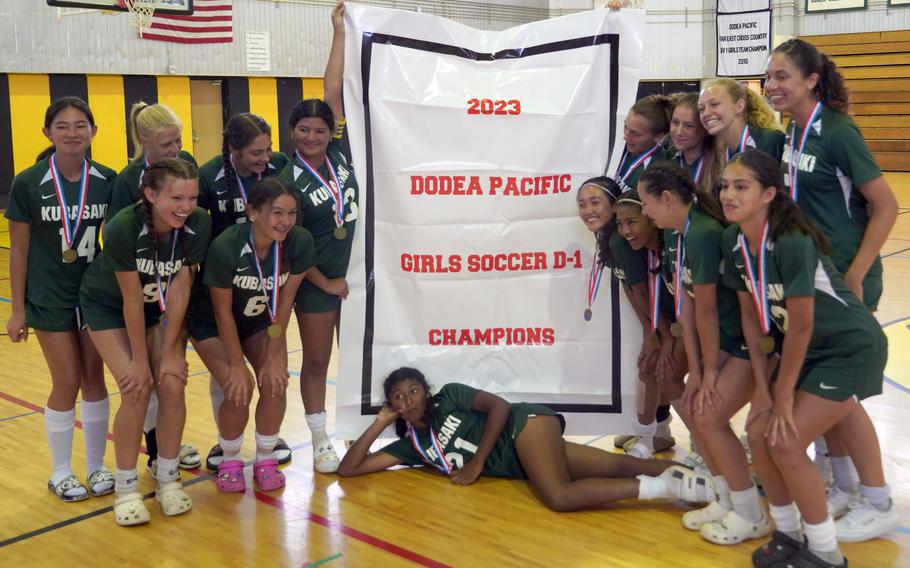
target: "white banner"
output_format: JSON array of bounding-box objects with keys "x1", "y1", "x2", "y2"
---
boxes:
[
  {"x1": 805, "y1": 0, "x2": 866, "y2": 12},
  {"x1": 716, "y1": 9, "x2": 772, "y2": 77},
  {"x1": 718, "y1": 0, "x2": 770, "y2": 12},
  {"x1": 336, "y1": 4, "x2": 646, "y2": 439}
]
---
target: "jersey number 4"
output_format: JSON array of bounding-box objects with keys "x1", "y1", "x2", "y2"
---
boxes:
[{"x1": 59, "y1": 227, "x2": 97, "y2": 262}]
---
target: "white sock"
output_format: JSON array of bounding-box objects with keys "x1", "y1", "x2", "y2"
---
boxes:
[
  {"x1": 114, "y1": 467, "x2": 139, "y2": 494},
  {"x1": 255, "y1": 431, "x2": 279, "y2": 463},
  {"x1": 155, "y1": 456, "x2": 180, "y2": 483},
  {"x1": 210, "y1": 376, "x2": 224, "y2": 425},
  {"x1": 45, "y1": 406, "x2": 76, "y2": 485},
  {"x1": 633, "y1": 420, "x2": 657, "y2": 452},
  {"x1": 80, "y1": 398, "x2": 109, "y2": 473},
  {"x1": 218, "y1": 434, "x2": 243, "y2": 463},
  {"x1": 769, "y1": 502, "x2": 802, "y2": 541},
  {"x1": 803, "y1": 517, "x2": 843, "y2": 565},
  {"x1": 143, "y1": 391, "x2": 158, "y2": 434},
  {"x1": 714, "y1": 475, "x2": 732, "y2": 509},
  {"x1": 305, "y1": 412, "x2": 329, "y2": 446},
  {"x1": 729, "y1": 484, "x2": 763, "y2": 523},
  {"x1": 830, "y1": 456, "x2": 859, "y2": 493},
  {"x1": 860, "y1": 483, "x2": 892, "y2": 511},
  {"x1": 636, "y1": 475, "x2": 667, "y2": 500}
]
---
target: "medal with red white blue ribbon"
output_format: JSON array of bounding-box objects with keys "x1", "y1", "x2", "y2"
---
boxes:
[
  {"x1": 154, "y1": 230, "x2": 180, "y2": 314},
  {"x1": 680, "y1": 153, "x2": 705, "y2": 186},
  {"x1": 737, "y1": 222, "x2": 776, "y2": 354},
  {"x1": 249, "y1": 228, "x2": 282, "y2": 338},
  {"x1": 407, "y1": 425, "x2": 452, "y2": 474},
  {"x1": 49, "y1": 154, "x2": 90, "y2": 263},
  {"x1": 725, "y1": 124, "x2": 751, "y2": 162},
  {"x1": 295, "y1": 150, "x2": 346, "y2": 239},
  {"x1": 647, "y1": 250, "x2": 661, "y2": 347},
  {"x1": 670, "y1": 218, "x2": 691, "y2": 337},
  {"x1": 230, "y1": 155, "x2": 261, "y2": 210},
  {"x1": 616, "y1": 145, "x2": 660, "y2": 184},
  {"x1": 584, "y1": 246, "x2": 605, "y2": 322},
  {"x1": 787, "y1": 101, "x2": 823, "y2": 203}
]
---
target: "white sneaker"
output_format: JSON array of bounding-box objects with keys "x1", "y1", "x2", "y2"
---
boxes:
[
  {"x1": 660, "y1": 465, "x2": 714, "y2": 503},
  {"x1": 827, "y1": 485, "x2": 858, "y2": 519},
  {"x1": 700, "y1": 510, "x2": 771, "y2": 545},
  {"x1": 835, "y1": 497, "x2": 899, "y2": 542},
  {"x1": 314, "y1": 441, "x2": 340, "y2": 474},
  {"x1": 626, "y1": 442, "x2": 654, "y2": 459},
  {"x1": 679, "y1": 452, "x2": 710, "y2": 475},
  {"x1": 682, "y1": 500, "x2": 730, "y2": 530}
]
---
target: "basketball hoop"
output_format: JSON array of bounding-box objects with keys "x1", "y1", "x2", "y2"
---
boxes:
[{"x1": 119, "y1": 0, "x2": 161, "y2": 30}]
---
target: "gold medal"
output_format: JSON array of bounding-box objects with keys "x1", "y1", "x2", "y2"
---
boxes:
[
  {"x1": 670, "y1": 322, "x2": 683, "y2": 337},
  {"x1": 648, "y1": 334, "x2": 660, "y2": 348},
  {"x1": 62, "y1": 248, "x2": 78, "y2": 263},
  {"x1": 760, "y1": 335, "x2": 775, "y2": 355},
  {"x1": 583, "y1": 308, "x2": 592, "y2": 322},
  {"x1": 334, "y1": 226, "x2": 347, "y2": 240},
  {"x1": 267, "y1": 324, "x2": 282, "y2": 339}
]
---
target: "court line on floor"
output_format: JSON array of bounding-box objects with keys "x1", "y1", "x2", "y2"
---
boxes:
[
  {"x1": 881, "y1": 317, "x2": 910, "y2": 396},
  {"x1": 882, "y1": 246, "x2": 910, "y2": 259},
  {"x1": 304, "y1": 553, "x2": 343, "y2": 567}
]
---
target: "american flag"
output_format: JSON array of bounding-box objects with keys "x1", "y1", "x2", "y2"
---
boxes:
[{"x1": 141, "y1": 0, "x2": 233, "y2": 44}]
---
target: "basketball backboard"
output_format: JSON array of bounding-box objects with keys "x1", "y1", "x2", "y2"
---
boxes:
[{"x1": 46, "y1": 1, "x2": 194, "y2": 15}]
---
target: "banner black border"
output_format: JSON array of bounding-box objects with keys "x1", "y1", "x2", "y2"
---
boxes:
[{"x1": 358, "y1": 31, "x2": 623, "y2": 414}]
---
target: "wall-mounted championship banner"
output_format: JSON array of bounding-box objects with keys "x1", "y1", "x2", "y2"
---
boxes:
[
  {"x1": 805, "y1": 0, "x2": 866, "y2": 12},
  {"x1": 716, "y1": 7, "x2": 772, "y2": 77},
  {"x1": 336, "y1": 4, "x2": 646, "y2": 438}
]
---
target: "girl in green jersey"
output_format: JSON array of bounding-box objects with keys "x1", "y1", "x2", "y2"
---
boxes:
[
  {"x1": 698, "y1": 78, "x2": 784, "y2": 163},
  {"x1": 765, "y1": 39, "x2": 900, "y2": 536},
  {"x1": 339, "y1": 368, "x2": 716, "y2": 512},
  {"x1": 639, "y1": 163, "x2": 769, "y2": 545},
  {"x1": 613, "y1": 95, "x2": 672, "y2": 194},
  {"x1": 5, "y1": 97, "x2": 116, "y2": 502},
  {"x1": 82, "y1": 159, "x2": 210, "y2": 526},
  {"x1": 282, "y1": 1, "x2": 359, "y2": 474},
  {"x1": 191, "y1": 178, "x2": 313, "y2": 493},
  {"x1": 719, "y1": 150, "x2": 894, "y2": 567}
]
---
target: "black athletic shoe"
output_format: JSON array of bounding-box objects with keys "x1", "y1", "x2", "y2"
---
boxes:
[{"x1": 752, "y1": 530, "x2": 805, "y2": 567}]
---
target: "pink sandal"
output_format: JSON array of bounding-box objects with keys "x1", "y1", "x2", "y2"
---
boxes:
[
  {"x1": 253, "y1": 458, "x2": 285, "y2": 491},
  {"x1": 215, "y1": 459, "x2": 246, "y2": 493}
]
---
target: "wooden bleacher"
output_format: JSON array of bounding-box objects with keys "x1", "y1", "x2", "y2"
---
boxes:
[{"x1": 801, "y1": 30, "x2": 910, "y2": 171}]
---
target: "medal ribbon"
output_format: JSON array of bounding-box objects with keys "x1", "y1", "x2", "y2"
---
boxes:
[
  {"x1": 249, "y1": 229, "x2": 280, "y2": 325},
  {"x1": 725, "y1": 124, "x2": 751, "y2": 162},
  {"x1": 154, "y1": 230, "x2": 180, "y2": 314},
  {"x1": 738, "y1": 222, "x2": 771, "y2": 335},
  {"x1": 407, "y1": 425, "x2": 452, "y2": 474},
  {"x1": 616, "y1": 144, "x2": 660, "y2": 183},
  {"x1": 49, "y1": 154, "x2": 90, "y2": 251},
  {"x1": 587, "y1": 247, "x2": 606, "y2": 314},
  {"x1": 787, "y1": 101, "x2": 823, "y2": 203},
  {"x1": 295, "y1": 151, "x2": 345, "y2": 228},
  {"x1": 674, "y1": 217, "x2": 691, "y2": 318},
  {"x1": 230, "y1": 155, "x2": 261, "y2": 209},
  {"x1": 679, "y1": 154, "x2": 705, "y2": 186},
  {"x1": 647, "y1": 250, "x2": 661, "y2": 333}
]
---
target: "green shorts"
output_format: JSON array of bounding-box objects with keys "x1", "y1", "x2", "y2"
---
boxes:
[
  {"x1": 720, "y1": 331, "x2": 750, "y2": 360},
  {"x1": 797, "y1": 331, "x2": 887, "y2": 402},
  {"x1": 295, "y1": 280, "x2": 341, "y2": 313},
  {"x1": 81, "y1": 298, "x2": 161, "y2": 331},
  {"x1": 26, "y1": 301, "x2": 84, "y2": 332},
  {"x1": 186, "y1": 315, "x2": 270, "y2": 343}
]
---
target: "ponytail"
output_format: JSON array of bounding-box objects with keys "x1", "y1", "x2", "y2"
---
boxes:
[{"x1": 638, "y1": 161, "x2": 727, "y2": 226}]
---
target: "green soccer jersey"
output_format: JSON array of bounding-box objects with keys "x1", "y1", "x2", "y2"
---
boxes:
[
  {"x1": 781, "y1": 106, "x2": 882, "y2": 277},
  {"x1": 5, "y1": 157, "x2": 115, "y2": 308},
  {"x1": 202, "y1": 223, "x2": 315, "y2": 336},
  {"x1": 614, "y1": 145, "x2": 671, "y2": 194},
  {"x1": 725, "y1": 125, "x2": 785, "y2": 162},
  {"x1": 665, "y1": 207, "x2": 743, "y2": 346},
  {"x1": 197, "y1": 152, "x2": 290, "y2": 239},
  {"x1": 607, "y1": 231, "x2": 647, "y2": 285},
  {"x1": 278, "y1": 141, "x2": 359, "y2": 279},
  {"x1": 81, "y1": 203, "x2": 211, "y2": 318},
  {"x1": 381, "y1": 383, "x2": 540, "y2": 479},
  {"x1": 721, "y1": 225, "x2": 882, "y2": 359},
  {"x1": 107, "y1": 150, "x2": 197, "y2": 221}
]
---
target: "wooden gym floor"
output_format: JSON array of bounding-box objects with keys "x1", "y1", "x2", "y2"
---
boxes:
[{"x1": 1, "y1": 174, "x2": 909, "y2": 567}]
